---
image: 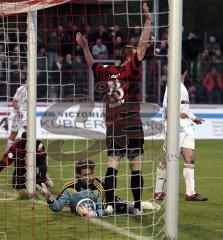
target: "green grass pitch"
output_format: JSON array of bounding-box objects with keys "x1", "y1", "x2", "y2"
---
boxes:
[{"x1": 0, "y1": 139, "x2": 222, "y2": 240}]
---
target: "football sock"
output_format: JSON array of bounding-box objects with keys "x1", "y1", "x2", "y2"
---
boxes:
[
  {"x1": 131, "y1": 171, "x2": 144, "y2": 210},
  {"x1": 104, "y1": 167, "x2": 118, "y2": 206},
  {"x1": 183, "y1": 163, "x2": 195, "y2": 196},
  {"x1": 155, "y1": 163, "x2": 166, "y2": 193}
]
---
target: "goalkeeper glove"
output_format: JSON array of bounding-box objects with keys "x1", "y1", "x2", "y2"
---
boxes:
[
  {"x1": 77, "y1": 204, "x2": 97, "y2": 218},
  {"x1": 36, "y1": 183, "x2": 54, "y2": 203}
]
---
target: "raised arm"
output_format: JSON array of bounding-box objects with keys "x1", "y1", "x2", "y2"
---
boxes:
[
  {"x1": 137, "y1": 3, "x2": 151, "y2": 61},
  {"x1": 76, "y1": 32, "x2": 94, "y2": 69}
]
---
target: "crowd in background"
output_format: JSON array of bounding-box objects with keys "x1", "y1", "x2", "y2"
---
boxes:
[{"x1": 0, "y1": 17, "x2": 223, "y2": 104}]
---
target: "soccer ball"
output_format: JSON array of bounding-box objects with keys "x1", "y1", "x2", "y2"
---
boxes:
[{"x1": 76, "y1": 198, "x2": 96, "y2": 216}]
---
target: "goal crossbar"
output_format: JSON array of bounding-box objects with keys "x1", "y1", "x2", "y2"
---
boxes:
[{"x1": 0, "y1": 0, "x2": 71, "y2": 15}]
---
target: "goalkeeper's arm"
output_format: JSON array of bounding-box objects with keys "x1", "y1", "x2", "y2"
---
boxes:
[
  {"x1": 37, "y1": 183, "x2": 68, "y2": 212},
  {"x1": 94, "y1": 192, "x2": 104, "y2": 217}
]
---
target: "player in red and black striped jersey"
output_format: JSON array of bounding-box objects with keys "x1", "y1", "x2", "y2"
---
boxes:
[
  {"x1": 0, "y1": 132, "x2": 52, "y2": 190},
  {"x1": 76, "y1": 3, "x2": 151, "y2": 215}
]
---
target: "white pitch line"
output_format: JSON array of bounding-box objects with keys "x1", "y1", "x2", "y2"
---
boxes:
[
  {"x1": 89, "y1": 218, "x2": 152, "y2": 240},
  {"x1": 0, "y1": 191, "x2": 17, "y2": 201},
  {"x1": 0, "y1": 192, "x2": 153, "y2": 240},
  {"x1": 0, "y1": 232, "x2": 6, "y2": 240},
  {"x1": 33, "y1": 198, "x2": 152, "y2": 240}
]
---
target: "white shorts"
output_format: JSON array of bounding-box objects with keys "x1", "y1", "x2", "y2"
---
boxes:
[
  {"x1": 163, "y1": 124, "x2": 195, "y2": 151},
  {"x1": 8, "y1": 111, "x2": 27, "y2": 132}
]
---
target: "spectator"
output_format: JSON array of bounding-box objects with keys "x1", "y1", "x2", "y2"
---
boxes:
[
  {"x1": 93, "y1": 25, "x2": 111, "y2": 44},
  {"x1": 156, "y1": 40, "x2": 168, "y2": 65},
  {"x1": 92, "y1": 38, "x2": 108, "y2": 59},
  {"x1": 51, "y1": 55, "x2": 63, "y2": 98},
  {"x1": 113, "y1": 36, "x2": 124, "y2": 60},
  {"x1": 160, "y1": 28, "x2": 168, "y2": 41},
  {"x1": 47, "y1": 31, "x2": 59, "y2": 70},
  {"x1": 96, "y1": 51, "x2": 107, "y2": 60},
  {"x1": 129, "y1": 37, "x2": 138, "y2": 48},
  {"x1": 62, "y1": 53, "x2": 74, "y2": 99},
  {"x1": 85, "y1": 25, "x2": 95, "y2": 47},
  {"x1": 37, "y1": 47, "x2": 47, "y2": 100},
  {"x1": 198, "y1": 49, "x2": 212, "y2": 80},
  {"x1": 188, "y1": 84, "x2": 199, "y2": 104},
  {"x1": 202, "y1": 66, "x2": 223, "y2": 103},
  {"x1": 66, "y1": 22, "x2": 78, "y2": 55},
  {"x1": 206, "y1": 35, "x2": 220, "y2": 56},
  {"x1": 67, "y1": 22, "x2": 78, "y2": 42},
  {"x1": 211, "y1": 49, "x2": 223, "y2": 74},
  {"x1": 130, "y1": 26, "x2": 141, "y2": 43},
  {"x1": 74, "y1": 55, "x2": 87, "y2": 96},
  {"x1": 183, "y1": 32, "x2": 203, "y2": 78},
  {"x1": 57, "y1": 25, "x2": 67, "y2": 56},
  {"x1": 110, "y1": 24, "x2": 123, "y2": 40}
]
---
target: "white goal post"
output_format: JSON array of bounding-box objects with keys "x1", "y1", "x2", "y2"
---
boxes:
[
  {"x1": 0, "y1": 0, "x2": 72, "y2": 196},
  {"x1": 165, "y1": 0, "x2": 183, "y2": 239}
]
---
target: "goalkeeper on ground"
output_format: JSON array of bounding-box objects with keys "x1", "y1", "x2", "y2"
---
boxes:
[
  {"x1": 37, "y1": 159, "x2": 159, "y2": 217},
  {"x1": 37, "y1": 159, "x2": 105, "y2": 217}
]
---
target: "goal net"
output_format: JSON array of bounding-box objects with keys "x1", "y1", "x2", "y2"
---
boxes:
[{"x1": 0, "y1": 0, "x2": 169, "y2": 239}]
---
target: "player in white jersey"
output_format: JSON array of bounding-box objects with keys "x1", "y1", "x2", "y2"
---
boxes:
[
  {"x1": 154, "y1": 61, "x2": 208, "y2": 201},
  {"x1": 8, "y1": 80, "x2": 28, "y2": 147}
]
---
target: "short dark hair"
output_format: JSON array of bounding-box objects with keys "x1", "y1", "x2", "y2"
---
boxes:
[
  {"x1": 75, "y1": 159, "x2": 95, "y2": 175},
  {"x1": 181, "y1": 60, "x2": 189, "y2": 75},
  {"x1": 21, "y1": 131, "x2": 27, "y2": 139},
  {"x1": 120, "y1": 45, "x2": 136, "y2": 63}
]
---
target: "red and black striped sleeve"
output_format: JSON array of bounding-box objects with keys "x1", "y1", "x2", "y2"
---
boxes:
[
  {"x1": 92, "y1": 62, "x2": 107, "y2": 82},
  {"x1": 0, "y1": 147, "x2": 15, "y2": 171},
  {"x1": 130, "y1": 52, "x2": 142, "y2": 70},
  {"x1": 36, "y1": 140, "x2": 47, "y2": 157}
]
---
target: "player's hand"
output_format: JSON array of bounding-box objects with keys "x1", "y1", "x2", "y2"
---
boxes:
[
  {"x1": 36, "y1": 183, "x2": 52, "y2": 201},
  {"x1": 193, "y1": 117, "x2": 205, "y2": 125},
  {"x1": 180, "y1": 112, "x2": 189, "y2": 119},
  {"x1": 78, "y1": 204, "x2": 97, "y2": 218},
  {"x1": 76, "y1": 32, "x2": 88, "y2": 49},
  {"x1": 143, "y1": 2, "x2": 151, "y2": 21}
]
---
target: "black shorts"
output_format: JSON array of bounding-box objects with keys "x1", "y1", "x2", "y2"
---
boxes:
[
  {"x1": 106, "y1": 113, "x2": 144, "y2": 159},
  {"x1": 36, "y1": 156, "x2": 47, "y2": 185},
  {"x1": 106, "y1": 137, "x2": 144, "y2": 159},
  {"x1": 12, "y1": 156, "x2": 47, "y2": 189}
]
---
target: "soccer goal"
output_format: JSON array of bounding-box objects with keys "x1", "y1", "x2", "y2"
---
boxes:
[{"x1": 0, "y1": 0, "x2": 182, "y2": 239}]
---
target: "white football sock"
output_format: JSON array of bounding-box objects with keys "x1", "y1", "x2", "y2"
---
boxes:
[
  {"x1": 183, "y1": 164, "x2": 195, "y2": 196},
  {"x1": 155, "y1": 163, "x2": 166, "y2": 193}
]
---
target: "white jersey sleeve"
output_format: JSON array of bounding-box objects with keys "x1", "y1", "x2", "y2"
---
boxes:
[
  {"x1": 13, "y1": 85, "x2": 27, "y2": 111},
  {"x1": 162, "y1": 83, "x2": 194, "y2": 128},
  {"x1": 189, "y1": 112, "x2": 196, "y2": 121}
]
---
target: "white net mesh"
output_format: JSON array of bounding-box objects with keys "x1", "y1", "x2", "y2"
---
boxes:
[{"x1": 0, "y1": 0, "x2": 168, "y2": 239}]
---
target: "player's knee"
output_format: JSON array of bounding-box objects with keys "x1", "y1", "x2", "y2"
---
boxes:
[
  {"x1": 127, "y1": 148, "x2": 144, "y2": 160},
  {"x1": 185, "y1": 155, "x2": 195, "y2": 164}
]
